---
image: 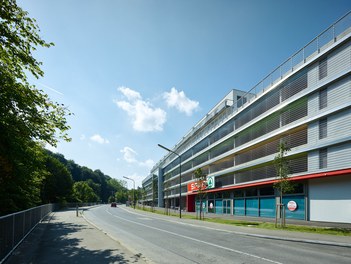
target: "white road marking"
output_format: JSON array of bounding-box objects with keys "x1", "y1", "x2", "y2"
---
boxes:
[{"x1": 106, "y1": 208, "x2": 283, "y2": 264}]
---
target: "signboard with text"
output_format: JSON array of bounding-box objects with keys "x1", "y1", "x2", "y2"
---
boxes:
[{"x1": 187, "y1": 176, "x2": 215, "y2": 192}]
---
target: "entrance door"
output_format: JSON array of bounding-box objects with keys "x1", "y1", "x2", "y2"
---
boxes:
[{"x1": 222, "y1": 199, "x2": 232, "y2": 214}]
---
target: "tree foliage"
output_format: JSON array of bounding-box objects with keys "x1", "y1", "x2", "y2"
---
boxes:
[
  {"x1": 41, "y1": 155, "x2": 73, "y2": 204},
  {"x1": 194, "y1": 168, "x2": 207, "y2": 220},
  {"x1": 0, "y1": 1, "x2": 130, "y2": 215},
  {"x1": 273, "y1": 141, "x2": 294, "y2": 228},
  {"x1": 0, "y1": 0, "x2": 71, "y2": 215},
  {"x1": 273, "y1": 142, "x2": 293, "y2": 195},
  {"x1": 72, "y1": 181, "x2": 99, "y2": 203}
]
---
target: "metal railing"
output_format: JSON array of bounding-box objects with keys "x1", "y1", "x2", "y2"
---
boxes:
[
  {"x1": 163, "y1": 11, "x2": 351, "y2": 162},
  {"x1": 0, "y1": 204, "x2": 56, "y2": 264}
]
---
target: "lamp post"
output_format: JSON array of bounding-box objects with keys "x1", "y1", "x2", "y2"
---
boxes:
[
  {"x1": 123, "y1": 176, "x2": 135, "y2": 209},
  {"x1": 158, "y1": 144, "x2": 182, "y2": 219}
]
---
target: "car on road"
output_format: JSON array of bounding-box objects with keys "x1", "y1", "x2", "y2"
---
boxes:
[{"x1": 111, "y1": 202, "x2": 117, "y2": 207}]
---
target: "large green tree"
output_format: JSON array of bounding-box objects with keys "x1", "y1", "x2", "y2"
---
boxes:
[
  {"x1": 73, "y1": 181, "x2": 99, "y2": 203},
  {"x1": 41, "y1": 156, "x2": 73, "y2": 205},
  {"x1": 0, "y1": 0, "x2": 71, "y2": 215}
]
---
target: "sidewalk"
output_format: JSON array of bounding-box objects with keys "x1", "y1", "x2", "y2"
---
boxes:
[{"x1": 5, "y1": 208, "x2": 148, "y2": 264}]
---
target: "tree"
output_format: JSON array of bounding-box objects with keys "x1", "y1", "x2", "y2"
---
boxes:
[
  {"x1": 0, "y1": 0, "x2": 71, "y2": 214},
  {"x1": 41, "y1": 155, "x2": 73, "y2": 205},
  {"x1": 163, "y1": 180, "x2": 171, "y2": 215},
  {"x1": 273, "y1": 141, "x2": 293, "y2": 228},
  {"x1": 152, "y1": 174, "x2": 158, "y2": 211},
  {"x1": 194, "y1": 168, "x2": 207, "y2": 220},
  {"x1": 72, "y1": 181, "x2": 98, "y2": 203}
]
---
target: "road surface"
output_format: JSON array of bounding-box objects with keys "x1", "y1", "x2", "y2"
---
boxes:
[{"x1": 84, "y1": 205, "x2": 351, "y2": 264}]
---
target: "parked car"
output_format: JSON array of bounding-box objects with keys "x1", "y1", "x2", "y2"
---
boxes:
[{"x1": 111, "y1": 202, "x2": 117, "y2": 207}]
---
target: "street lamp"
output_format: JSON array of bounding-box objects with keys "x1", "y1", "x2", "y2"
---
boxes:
[
  {"x1": 123, "y1": 176, "x2": 135, "y2": 209},
  {"x1": 158, "y1": 144, "x2": 182, "y2": 219}
]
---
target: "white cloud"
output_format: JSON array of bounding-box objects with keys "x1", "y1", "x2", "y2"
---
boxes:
[
  {"x1": 120, "y1": 146, "x2": 155, "y2": 169},
  {"x1": 139, "y1": 159, "x2": 155, "y2": 169},
  {"x1": 163, "y1": 87, "x2": 199, "y2": 116},
  {"x1": 123, "y1": 173, "x2": 146, "y2": 188},
  {"x1": 90, "y1": 134, "x2": 110, "y2": 144},
  {"x1": 114, "y1": 87, "x2": 167, "y2": 132},
  {"x1": 120, "y1": 146, "x2": 137, "y2": 163},
  {"x1": 80, "y1": 134, "x2": 86, "y2": 141},
  {"x1": 118, "y1": 86, "x2": 141, "y2": 101}
]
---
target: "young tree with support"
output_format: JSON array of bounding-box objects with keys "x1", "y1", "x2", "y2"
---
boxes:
[
  {"x1": 273, "y1": 141, "x2": 294, "y2": 228},
  {"x1": 194, "y1": 168, "x2": 207, "y2": 220}
]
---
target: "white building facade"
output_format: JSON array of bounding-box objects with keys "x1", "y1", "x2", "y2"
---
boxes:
[{"x1": 142, "y1": 12, "x2": 351, "y2": 223}]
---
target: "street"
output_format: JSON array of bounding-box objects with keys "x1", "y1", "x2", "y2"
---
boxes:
[{"x1": 84, "y1": 205, "x2": 351, "y2": 264}]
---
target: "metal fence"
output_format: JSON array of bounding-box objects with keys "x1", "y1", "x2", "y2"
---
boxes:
[{"x1": 0, "y1": 204, "x2": 56, "y2": 264}]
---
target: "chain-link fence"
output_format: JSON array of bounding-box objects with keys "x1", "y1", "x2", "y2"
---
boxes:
[{"x1": 0, "y1": 204, "x2": 56, "y2": 264}]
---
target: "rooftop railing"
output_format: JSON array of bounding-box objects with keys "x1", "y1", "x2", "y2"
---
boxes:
[{"x1": 153, "y1": 10, "x2": 351, "y2": 172}]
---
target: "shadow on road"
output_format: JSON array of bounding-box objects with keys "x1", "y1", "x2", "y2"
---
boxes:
[{"x1": 6, "y1": 212, "x2": 144, "y2": 264}]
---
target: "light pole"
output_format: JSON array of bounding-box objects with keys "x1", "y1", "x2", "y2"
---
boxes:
[
  {"x1": 123, "y1": 176, "x2": 135, "y2": 209},
  {"x1": 158, "y1": 144, "x2": 182, "y2": 219}
]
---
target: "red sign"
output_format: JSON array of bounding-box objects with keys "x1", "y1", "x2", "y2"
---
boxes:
[
  {"x1": 187, "y1": 181, "x2": 207, "y2": 192},
  {"x1": 287, "y1": 201, "x2": 298, "y2": 211}
]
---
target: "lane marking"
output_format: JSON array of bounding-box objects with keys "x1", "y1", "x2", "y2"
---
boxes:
[{"x1": 106, "y1": 208, "x2": 283, "y2": 264}]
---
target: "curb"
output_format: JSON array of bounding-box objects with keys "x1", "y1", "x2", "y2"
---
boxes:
[
  {"x1": 122, "y1": 206, "x2": 351, "y2": 248},
  {"x1": 241, "y1": 232, "x2": 351, "y2": 248}
]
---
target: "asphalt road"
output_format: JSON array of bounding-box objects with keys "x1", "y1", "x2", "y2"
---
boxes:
[{"x1": 84, "y1": 205, "x2": 351, "y2": 264}]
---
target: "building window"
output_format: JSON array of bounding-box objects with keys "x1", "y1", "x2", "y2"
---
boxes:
[
  {"x1": 319, "y1": 148, "x2": 328, "y2": 169},
  {"x1": 319, "y1": 118, "x2": 327, "y2": 139},
  {"x1": 319, "y1": 58, "x2": 328, "y2": 80},
  {"x1": 319, "y1": 88, "x2": 328, "y2": 110}
]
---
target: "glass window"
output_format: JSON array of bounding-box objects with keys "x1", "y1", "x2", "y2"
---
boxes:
[
  {"x1": 319, "y1": 58, "x2": 328, "y2": 80},
  {"x1": 319, "y1": 118, "x2": 327, "y2": 139},
  {"x1": 233, "y1": 190, "x2": 244, "y2": 197},
  {"x1": 319, "y1": 148, "x2": 328, "y2": 169},
  {"x1": 245, "y1": 188, "x2": 258, "y2": 197},
  {"x1": 319, "y1": 88, "x2": 328, "y2": 109},
  {"x1": 259, "y1": 186, "x2": 275, "y2": 196},
  {"x1": 285, "y1": 183, "x2": 304, "y2": 194}
]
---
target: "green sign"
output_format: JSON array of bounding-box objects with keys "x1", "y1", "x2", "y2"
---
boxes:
[{"x1": 207, "y1": 176, "x2": 215, "y2": 189}]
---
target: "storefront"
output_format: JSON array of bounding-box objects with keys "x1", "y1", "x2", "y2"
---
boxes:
[{"x1": 188, "y1": 183, "x2": 306, "y2": 220}]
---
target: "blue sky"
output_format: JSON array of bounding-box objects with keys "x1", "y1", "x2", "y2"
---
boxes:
[{"x1": 19, "y1": 0, "x2": 351, "y2": 188}]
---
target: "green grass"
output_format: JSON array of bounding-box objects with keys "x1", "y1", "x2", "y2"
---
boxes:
[
  {"x1": 205, "y1": 218, "x2": 351, "y2": 236},
  {"x1": 136, "y1": 206, "x2": 351, "y2": 236}
]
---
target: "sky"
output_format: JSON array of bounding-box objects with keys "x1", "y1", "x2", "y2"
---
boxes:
[{"x1": 19, "y1": 0, "x2": 351, "y2": 188}]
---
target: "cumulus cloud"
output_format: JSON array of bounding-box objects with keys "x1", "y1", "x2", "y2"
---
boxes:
[
  {"x1": 90, "y1": 134, "x2": 110, "y2": 144},
  {"x1": 163, "y1": 87, "x2": 199, "y2": 116},
  {"x1": 114, "y1": 87, "x2": 167, "y2": 132},
  {"x1": 120, "y1": 146, "x2": 137, "y2": 163},
  {"x1": 123, "y1": 173, "x2": 146, "y2": 188},
  {"x1": 120, "y1": 146, "x2": 155, "y2": 169},
  {"x1": 118, "y1": 86, "x2": 141, "y2": 101}
]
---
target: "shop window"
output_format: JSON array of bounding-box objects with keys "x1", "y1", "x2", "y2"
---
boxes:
[
  {"x1": 284, "y1": 183, "x2": 304, "y2": 195},
  {"x1": 223, "y1": 191, "x2": 231, "y2": 198},
  {"x1": 233, "y1": 190, "x2": 244, "y2": 198},
  {"x1": 259, "y1": 186, "x2": 275, "y2": 196},
  {"x1": 245, "y1": 188, "x2": 258, "y2": 197}
]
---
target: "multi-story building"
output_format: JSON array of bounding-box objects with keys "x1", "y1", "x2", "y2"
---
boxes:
[{"x1": 142, "y1": 12, "x2": 351, "y2": 223}]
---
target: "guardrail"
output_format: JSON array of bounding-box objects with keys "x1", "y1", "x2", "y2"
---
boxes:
[{"x1": 0, "y1": 204, "x2": 56, "y2": 264}]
